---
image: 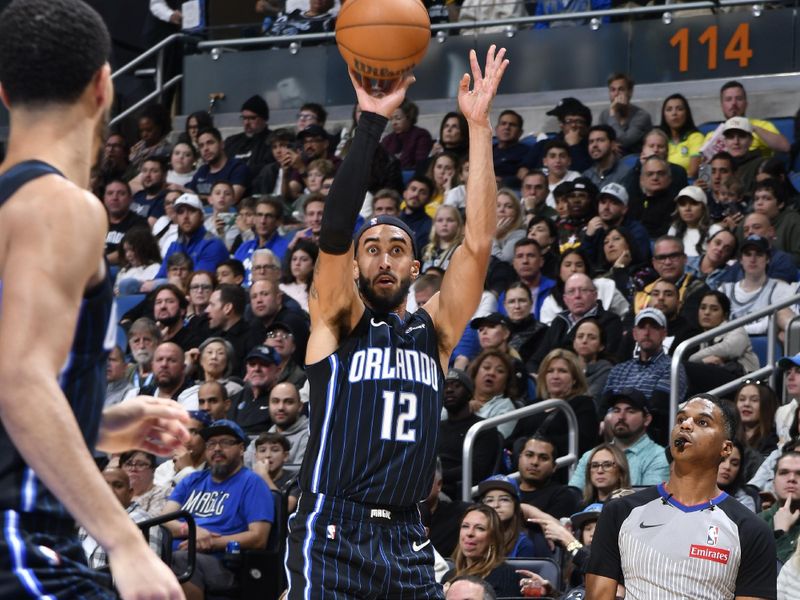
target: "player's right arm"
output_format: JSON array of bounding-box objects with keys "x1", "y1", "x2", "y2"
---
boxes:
[
  {"x1": 0, "y1": 180, "x2": 183, "y2": 599},
  {"x1": 306, "y1": 73, "x2": 414, "y2": 364}
]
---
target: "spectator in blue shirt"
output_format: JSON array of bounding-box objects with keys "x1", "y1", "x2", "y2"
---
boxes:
[
  {"x1": 163, "y1": 419, "x2": 274, "y2": 599},
  {"x1": 154, "y1": 193, "x2": 230, "y2": 281},
  {"x1": 234, "y1": 197, "x2": 291, "y2": 285},
  {"x1": 568, "y1": 388, "x2": 670, "y2": 489},
  {"x1": 189, "y1": 127, "x2": 250, "y2": 203},
  {"x1": 603, "y1": 308, "x2": 687, "y2": 445}
]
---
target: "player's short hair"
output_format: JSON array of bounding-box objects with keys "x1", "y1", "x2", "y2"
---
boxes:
[
  {"x1": 255, "y1": 431, "x2": 291, "y2": 452},
  {"x1": 685, "y1": 393, "x2": 737, "y2": 441},
  {"x1": 446, "y1": 575, "x2": 497, "y2": 599},
  {"x1": 217, "y1": 283, "x2": 247, "y2": 317},
  {"x1": 0, "y1": 0, "x2": 111, "y2": 106}
]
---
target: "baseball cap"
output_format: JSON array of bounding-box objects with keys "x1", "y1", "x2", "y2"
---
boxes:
[
  {"x1": 553, "y1": 181, "x2": 574, "y2": 198},
  {"x1": 546, "y1": 97, "x2": 591, "y2": 124},
  {"x1": 599, "y1": 183, "x2": 628, "y2": 206},
  {"x1": 475, "y1": 474, "x2": 519, "y2": 500},
  {"x1": 634, "y1": 307, "x2": 667, "y2": 329},
  {"x1": 778, "y1": 352, "x2": 800, "y2": 369},
  {"x1": 245, "y1": 345, "x2": 281, "y2": 365},
  {"x1": 570, "y1": 503, "x2": 603, "y2": 530},
  {"x1": 267, "y1": 321, "x2": 295, "y2": 336},
  {"x1": 604, "y1": 388, "x2": 651, "y2": 414},
  {"x1": 174, "y1": 193, "x2": 204, "y2": 212},
  {"x1": 200, "y1": 419, "x2": 247, "y2": 443},
  {"x1": 470, "y1": 312, "x2": 511, "y2": 330},
  {"x1": 570, "y1": 177, "x2": 599, "y2": 198},
  {"x1": 445, "y1": 368, "x2": 474, "y2": 395},
  {"x1": 739, "y1": 234, "x2": 771, "y2": 256},
  {"x1": 676, "y1": 185, "x2": 707, "y2": 206},
  {"x1": 722, "y1": 116, "x2": 752, "y2": 135},
  {"x1": 297, "y1": 124, "x2": 329, "y2": 141},
  {"x1": 188, "y1": 410, "x2": 213, "y2": 429}
]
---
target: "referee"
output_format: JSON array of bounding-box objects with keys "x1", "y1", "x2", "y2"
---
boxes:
[{"x1": 586, "y1": 393, "x2": 776, "y2": 600}]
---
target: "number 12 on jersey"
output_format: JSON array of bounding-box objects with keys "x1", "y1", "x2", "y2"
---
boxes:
[{"x1": 380, "y1": 391, "x2": 418, "y2": 442}]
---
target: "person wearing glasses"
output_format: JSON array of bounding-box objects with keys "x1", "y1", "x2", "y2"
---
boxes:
[
  {"x1": 223, "y1": 95, "x2": 274, "y2": 176},
  {"x1": 162, "y1": 419, "x2": 274, "y2": 599},
  {"x1": 628, "y1": 155, "x2": 677, "y2": 240},
  {"x1": 265, "y1": 322, "x2": 307, "y2": 388},
  {"x1": 578, "y1": 445, "x2": 631, "y2": 509},
  {"x1": 247, "y1": 279, "x2": 311, "y2": 366},
  {"x1": 119, "y1": 450, "x2": 169, "y2": 516}
]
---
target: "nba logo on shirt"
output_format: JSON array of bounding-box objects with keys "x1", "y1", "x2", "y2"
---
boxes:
[
  {"x1": 327, "y1": 525, "x2": 337, "y2": 540},
  {"x1": 706, "y1": 525, "x2": 719, "y2": 546}
]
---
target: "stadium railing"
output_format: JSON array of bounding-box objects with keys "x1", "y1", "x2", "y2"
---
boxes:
[
  {"x1": 461, "y1": 398, "x2": 579, "y2": 503},
  {"x1": 670, "y1": 291, "x2": 800, "y2": 432}
]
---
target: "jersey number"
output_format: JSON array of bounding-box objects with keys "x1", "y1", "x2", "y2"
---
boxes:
[{"x1": 380, "y1": 391, "x2": 417, "y2": 443}]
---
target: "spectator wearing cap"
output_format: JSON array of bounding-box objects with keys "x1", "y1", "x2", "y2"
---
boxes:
[
  {"x1": 667, "y1": 186, "x2": 722, "y2": 260},
  {"x1": 163, "y1": 419, "x2": 274, "y2": 599},
  {"x1": 491, "y1": 110, "x2": 527, "y2": 188},
  {"x1": 516, "y1": 435, "x2": 580, "y2": 520},
  {"x1": 154, "y1": 193, "x2": 230, "y2": 281},
  {"x1": 463, "y1": 312, "x2": 532, "y2": 397},
  {"x1": 439, "y1": 368, "x2": 500, "y2": 499},
  {"x1": 529, "y1": 273, "x2": 625, "y2": 372},
  {"x1": 555, "y1": 176, "x2": 599, "y2": 249},
  {"x1": 154, "y1": 409, "x2": 212, "y2": 490},
  {"x1": 701, "y1": 80, "x2": 790, "y2": 161},
  {"x1": 603, "y1": 308, "x2": 687, "y2": 444},
  {"x1": 719, "y1": 117, "x2": 762, "y2": 194},
  {"x1": 380, "y1": 99, "x2": 433, "y2": 172},
  {"x1": 744, "y1": 178, "x2": 800, "y2": 267},
  {"x1": 224, "y1": 94, "x2": 274, "y2": 175},
  {"x1": 569, "y1": 389, "x2": 669, "y2": 488},
  {"x1": 629, "y1": 155, "x2": 677, "y2": 240},
  {"x1": 582, "y1": 182, "x2": 650, "y2": 268},
  {"x1": 476, "y1": 475, "x2": 550, "y2": 559},
  {"x1": 519, "y1": 98, "x2": 593, "y2": 185},
  {"x1": 718, "y1": 234, "x2": 796, "y2": 336},
  {"x1": 727, "y1": 213, "x2": 799, "y2": 285},
  {"x1": 188, "y1": 127, "x2": 250, "y2": 202},
  {"x1": 229, "y1": 345, "x2": 282, "y2": 436},
  {"x1": 598, "y1": 73, "x2": 652, "y2": 155},
  {"x1": 582, "y1": 125, "x2": 631, "y2": 188}
]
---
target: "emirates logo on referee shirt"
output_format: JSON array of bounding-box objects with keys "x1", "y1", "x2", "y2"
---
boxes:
[{"x1": 689, "y1": 544, "x2": 730, "y2": 564}]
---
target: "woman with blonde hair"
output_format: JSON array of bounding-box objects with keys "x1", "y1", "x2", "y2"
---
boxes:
[
  {"x1": 443, "y1": 504, "x2": 522, "y2": 597},
  {"x1": 581, "y1": 443, "x2": 631, "y2": 507},
  {"x1": 492, "y1": 188, "x2": 526, "y2": 263},
  {"x1": 421, "y1": 204, "x2": 464, "y2": 273},
  {"x1": 511, "y1": 348, "x2": 600, "y2": 456}
]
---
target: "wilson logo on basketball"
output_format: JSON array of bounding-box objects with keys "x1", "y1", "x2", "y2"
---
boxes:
[{"x1": 689, "y1": 544, "x2": 730, "y2": 564}]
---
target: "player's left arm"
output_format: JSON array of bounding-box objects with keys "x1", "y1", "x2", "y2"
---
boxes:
[{"x1": 425, "y1": 46, "x2": 508, "y2": 366}]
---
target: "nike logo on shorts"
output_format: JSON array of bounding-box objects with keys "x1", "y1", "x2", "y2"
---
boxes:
[{"x1": 412, "y1": 540, "x2": 431, "y2": 552}]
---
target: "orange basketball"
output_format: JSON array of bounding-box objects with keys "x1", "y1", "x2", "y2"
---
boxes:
[{"x1": 335, "y1": 0, "x2": 431, "y2": 80}]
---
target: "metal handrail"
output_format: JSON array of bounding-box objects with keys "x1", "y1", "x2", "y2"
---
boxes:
[
  {"x1": 110, "y1": 75, "x2": 183, "y2": 126},
  {"x1": 112, "y1": 33, "x2": 187, "y2": 81},
  {"x1": 197, "y1": 0, "x2": 775, "y2": 51},
  {"x1": 461, "y1": 398, "x2": 579, "y2": 502},
  {"x1": 670, "y1": 291, "x2": 800, "y2": 431}
]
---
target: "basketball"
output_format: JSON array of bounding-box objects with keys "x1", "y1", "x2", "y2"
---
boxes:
[{"x1": 335, "y1": 0, "x2": 431, "y2": 80}]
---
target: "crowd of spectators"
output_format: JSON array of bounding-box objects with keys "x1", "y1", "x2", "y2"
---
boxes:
[{"x1": 86, "y1": 52, "x2": 800, "y2": 596}]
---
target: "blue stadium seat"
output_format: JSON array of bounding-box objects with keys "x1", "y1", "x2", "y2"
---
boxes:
[
  {"x1": 789, "y1": 171, "x2": 800, "y2": 193},
  {"x1": 116, "y1": 326, "x2": 127, "y2": 352},
  {"x1": 115, "y1": 294, "x2": 146, "y2": 319},
  {"x1": 520, "y1": 134, "x2": 539, "y2": 149},
  {"x1": 697, "y1": 121, "x2": 721, "y2": 136},
  {"x1": 772, "y1": 117, "x2": 795, "y2": 147},
  {"x1": 108, "y1": 265, "x2": 120, "y2": 284},
  {"x1": 749, "y1": 335, "x2": 783, "y2": 368},
  {"x1": 402, "y1": 169, "x2": 415, "y2": 187},
  {"x1": 620, "y1": 153, "x2": 639, "y2": 169}
]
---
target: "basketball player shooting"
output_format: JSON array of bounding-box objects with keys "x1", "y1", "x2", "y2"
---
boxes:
[
  {"x1": 284, "y1": 46, "x2": 508, "y2": 598},
  {"x1": 0, "y1": 1, "x2": 188, "y2": 598}
]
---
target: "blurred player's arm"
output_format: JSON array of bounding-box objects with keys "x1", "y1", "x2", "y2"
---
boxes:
[
  {"x1": 585, "y1": 574, "x2": 619, "y2": 599},
  {"x1": 425, "y1": 46, "x2": 508, "y2": 365},
  {"x1": 307, "y1": 73, "x2": 413, "y2": 362},
  {"x1": 0, "y1": 181, "x2": 183, "y2": 599}
]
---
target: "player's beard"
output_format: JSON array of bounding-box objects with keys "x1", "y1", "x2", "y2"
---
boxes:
[{"x1": 358, "y1": 273, "x2": 412, "y2": 314}]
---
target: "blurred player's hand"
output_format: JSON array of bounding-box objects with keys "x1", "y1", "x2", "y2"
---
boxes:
[
  {"x1": 348, "y1": 70, "x2": 415, "y2": 118},
  {"x1": 97, "y1": 396, "x2": 191, "y2": 456},
  {"x1": 109, "y1": 538, "x2": 185, "y2": 599}
]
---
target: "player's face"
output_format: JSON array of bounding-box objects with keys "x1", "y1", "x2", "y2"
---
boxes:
[
  {"x1": 671, "y1": 397, "x2": 732, "y2": 463},
  {"x1": 206, "y1": 435, "x2": 244, "y2": 479},
  {"x1": 774, "y1": 455, "x2": 800, "y2": 503},
  {"x1": 518, "y1": 440, "x2": 556, "y2": 484},
  {"x1": 716, "y1": 445, "x2": 741, "y2": 487},
  {"x1": 609, "y1": 402, "x2": 648, "y2": 441},
  {"x1": 458, "y1": 510, "x2": 491, "y2": 559},
  {"x1": 269, "y1": 385, "x2": 302, "y2": 427},
  {"x1": 355, "y1": 225, "x2": 418, "y2": 314},
  {"x1": 256, "y1": 442, "x2": 288, "y2": 473},
  {"x1": 198, "y1": 385, "x2": 230, "y2": 421},
  {"x1": 103, "y1": 469, "x2": 133, "y2": 507},
  {"x1": 481, "y1": 490, "x2": 515, "y2": 522}
]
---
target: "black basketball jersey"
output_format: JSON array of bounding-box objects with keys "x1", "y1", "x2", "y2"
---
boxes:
[
  {"x1": 0, "y1": 160, "x2": 114, "y2": 523},
  {"x1": 299, "y1": 307, "x2": 444, "y2": 507}
]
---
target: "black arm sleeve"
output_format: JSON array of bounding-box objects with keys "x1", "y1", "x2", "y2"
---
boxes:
[{"x1": 318, "y1": 112, "x2": 388, "y2": 255}]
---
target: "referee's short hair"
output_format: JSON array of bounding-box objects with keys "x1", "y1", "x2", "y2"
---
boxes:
[
  {"x1": 685, "y1": 393, "x2": 737, "y2": 441},
  {"x1": 445, "y1": 575, "x2": 496, "y2": 599},
  {"x1": 0, "y1": 0, "x2": 110, "y2": 106}
]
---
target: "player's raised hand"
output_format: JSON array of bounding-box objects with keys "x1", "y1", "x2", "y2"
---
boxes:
[
  {"x1": 458, "y1": 45, "x2": 509, "y2": 127},
  {"x1": 348, "y1": 69, "x2": 415, "y2": 119},
  {"x1": 97, "y1": 396, "x2": 191, "y2": 456}
]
